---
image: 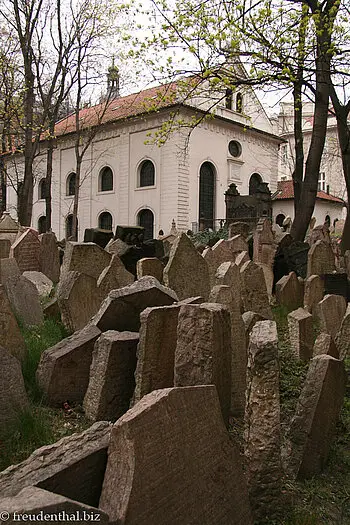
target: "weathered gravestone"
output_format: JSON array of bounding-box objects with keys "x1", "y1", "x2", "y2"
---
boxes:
[
  {"x1": 0, "y1": 421, "x2": 111, "y2": 507},
  {"x1": 283, "y1": 355, "x2": 346, "y2": 479},
  {"x1": 235, "y1": 250, "x2": 250, "y2": 268},
  {"x1": 209, "y1": 284, "x2": 246, "y2": 416},
  {"x1": 0, "y1": 212, "x2": 20, "y2": 244},
  {"x1": 0, "y1": 346, "x2": 29, "y2": 428},
  {"x1": 136, "y1": 257, "x2": 164, "y2": 282},
  {"x1": 36, "y1": 325, "x2": 101, "y2": 406},
  {"x1": 133, "y1": 305, "x2": 180, "y2": 404},
  {"x1": 61, "y1": 242, "x2": 112, "y2": 280},
  {"x1": 335, "y1": 303, "x2": 350, "y2": 359},
  {"x1": 0, "y1": 285, "x2": 27, "y2": 361},
  {"x1": 228, "y1": 221, "x2": 251, "y2": 239},
  {"x1": 23, "y1": 271, "x2": 53, "y2": 299},
  {"x1": 0, "y1": 238, "x2": 11, "y2": 259},
  {"x1": 307, "y1": 240, "x2": 336, "y2": 277},
  {"x1": 227, "y1": 234, "x2": 249, "y2": 254},
  {"x1": 39, "y1": 232, "x2": 60, "y2": 283},
  {"x1": 315, "y1": 294, "x2": 347, "y2": 339},
  {"x1": 91, "y1": 276, "x2": 177, "y2": 332},
  {"x1": 83, "y1": 228, "x2": 113, "y2": 248},
  {"x1": 240, "y1": 261, "x2": 273, "y2": 319},
  {"x1": 0, "y1": 487, "x2": 110, "y2": 525},
  {"x1": 253, "y1": 218, "x2": 276, "y2": 266},
  {"x1": 288, "y1": 308, "x2": 313, "y2": 361},
  {"x1": 99, "y1": 386, "x2": 253, "y2": 525},
  {"x1": 0, "y1": 258, "x2": 20, "y2": 285},
  {"x1": 97, "y1": 254, "x2": 134, "y2": 298},
  {"x1": 313, "y1": 332, "x2": 339, "y2": 359},
  {"x1": 174, "y1": 303, "x2": 231, "y2": 425},
  {"x1": 4, "y1": 275, "x2": 43, "y2": 327},
  {"x1": 163, "y1": 233, "x2": 210, "y2": 300},
  {"x1": 242, "y1": 311, "x2": 267, "y2": 348},
  {"x1": 10, "y1": 229, "x2": 41, "y2": 272},
  {"x1": 304, "y1": 274, "x2": 324, "y2": 313},
  {"x1": 244, "y1": 320, "x2": 282, "y2": 522},
  {"x1": 308, "y1": 224, "x2": 331, "y2": 246},
  {"x1": 275, "y1": 272, "x2": 304, "y2": 312},
  {"x1": 57, "y1": 272, "x2": 101, "y2": 334},
  {"x1": 257, "y1": 262, "x2": 274, "y2": 300},
  {"x1": 83, "y1": 331, "x2": 139, "y2": 422}
]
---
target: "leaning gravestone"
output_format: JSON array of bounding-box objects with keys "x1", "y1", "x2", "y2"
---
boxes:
[
  {"x1": 304, "y1": 274, "x2": 324, "y2": 313},
  {"x1": 174, "y1": 303, "x2": 231, "y2": 425},
  {"x1": 163, "y1": 233, "x2": 210, "y2": 300},
  {"x1": 283, "y1": 355, "x2": 346, "y2": 479},
  {"x1": 36, "y1": 325, "x2": 101, "y2": 406},
  {"x1": 288, "y1": 308, "x2": 313, "y2": 361},
  {"x1": 4, "y1": 275, "x2": 43, "y2": 327},
  {"x1": 99, "y1": 386, "x2": 253, "y2": 525},
  {"x1": 242, "y1": 311, "x2": 267, "y2": 347},
  {"x1": 10, "y1": 228, "x2": 41, "y2": 272},
  {"x1": 335, "y1": 303, "x2": 350, "y2": 359},
  {"x1": 39, "y1": 232, "x2": 60, "y2": 283},
  {"x1": 0, "y1": 212, "x2": 20, "y2": 244},
  {"x1": 228, "y1": 221, "x2": 251, "y2": 238},
  {"x1": 240, "y1": 261, "x2": 273, "y2": 319},
  {"x1": 235, "y1": 250, "x2": 250, "y2": 268},
  {"x1": 209, "y1": 284, "x2": 246, "y2": 416},
  {"x1": 133, "y1": 305, "x2": 180, "y2": 404},
  {"x1": 83, "y1": 331, "x2": 139, "y2": 422},
  {"x1": 275, "y1": 272, "x2": 304, "y2": 311},
  {"x1": 314, "y1": 294, "x2": 347, "y2": 339},
  {"x1": 23, "y1": 271, "x2": 53, "y2": 299},
  {"x1": 0, "y1": 487, "x2": 110, "y2": 525},
  {"x1": 0, "y1": 346, "x2": 29, "y2": 428},
  {"x1": 0, "y1": 421, "x2": 111, "y2": 507},
  {"x1": 0, "y1": 285, "x2": 27, "y2": 361},
  {"x1": 313, "y1": 332, "x2": 339, "y2": 359},
  {"x1": 136, "y1": 257, "x2": 164, "y2": 282},
  {"x1": 307, "y1": 240, "x2": 336, "y2": 277},
  {"x1": 61, "y1": 242, "x2": 112, "y2": 280},
  {"x1": 0, "y1": 258, "x2": 21, "y2": 285},
  {"x1": 97, "y1": 254, "x2": 134, "y2": 298},
  {"x1": 91, "y1": 276, "x2": 178, "y2": 332},
  {"x1": 244, "y1": 320, "x2": 281, "y2": 522},
  {"x1": 57, "y1": 271, "x2": 102, "y2": 333}
]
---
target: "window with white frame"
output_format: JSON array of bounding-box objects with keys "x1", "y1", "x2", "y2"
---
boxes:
[{"x1": 318, "y1": 171, "x2": 326, "y2": 192}]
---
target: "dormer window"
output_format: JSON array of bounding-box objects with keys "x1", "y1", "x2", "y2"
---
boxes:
[
  {"x1": 225, "y1": 88, "x2": 233, "y2": 110},
  {"x1": 236, "y1": 93, "x2": 243, "y2": 113}
]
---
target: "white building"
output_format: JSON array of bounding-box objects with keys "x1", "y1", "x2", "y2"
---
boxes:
[
  {"x1": 6, "y1": 78, "x2": 283, "y2": 240},
  {"x1": 276, "y1": 101, "x2": 347, "y2": 226}
]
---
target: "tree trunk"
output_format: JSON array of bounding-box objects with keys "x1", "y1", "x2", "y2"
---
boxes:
[
  {"x1": 71, "y1": 157, "x2": 81, "y2": 241},
  {"x1": 45, "y1": 132, "x2": 55, "y2": 232}
]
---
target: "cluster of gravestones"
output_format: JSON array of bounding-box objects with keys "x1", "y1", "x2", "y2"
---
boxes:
[{"x1": 0, "y1": 215, "x2": 349, "y2": 524}]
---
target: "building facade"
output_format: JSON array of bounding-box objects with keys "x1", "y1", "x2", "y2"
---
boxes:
[{"x1": 6, "y1": 81, "x2": 282, "y2": 240}]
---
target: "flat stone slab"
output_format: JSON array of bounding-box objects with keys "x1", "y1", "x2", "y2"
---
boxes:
[
  {"x1": 99, "y1": 386, "x2": 253, "y2": 525},
  {"x1": 0, "y1": 421, "x2": 111, "y2": 507},
  {"x1": 91, "y1": 276, "x2": 178, "y2": 332},
  {"x1": 0, "y1": 285, "x2": 27, "y2": 362},
  {"x1": 36, "y1": 325, "x2": 101, "y2": 406},
  {"x1": 315, "y1": 294, "x2": 347, "y2": 339},
  {"x1": 23, "y1": 271, "x2": 53, "y2": 299},
  {"x1": 0, "y1": 487, "x2": 110, "y2": 524},
  {"x1": 0, "y1": 346, "x2": 29, "y2": 428},
  {"x1": 4, "y1": 275, "x2": 43, "y2": 327},
  {"x1": 97, "y1": 254, "x2": 134, "y2": 298}
]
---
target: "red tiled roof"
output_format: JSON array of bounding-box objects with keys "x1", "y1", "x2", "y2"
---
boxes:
[
  {"x1": 52, "y1": 80, "x2": 194, "y2": 139},
  {"x1": 273, "y1": 180, "x2": 344, "y2": 204}
]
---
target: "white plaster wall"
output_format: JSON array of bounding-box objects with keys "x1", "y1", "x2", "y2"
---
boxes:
[{"x1": 272, "y1": 199, "x2": 345, "y2": 228}]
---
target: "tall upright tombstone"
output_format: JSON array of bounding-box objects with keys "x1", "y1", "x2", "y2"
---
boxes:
[
  {"x1": 39, "y1": 232, "x2": 60, "y2": 283},
  {"x1": 244, "y1": 320, "x2": 282, "y2": 522},
  {"x1": 10, "y1": 229, "x2": 41, "y2": 272},
  {"x1": 174, "y1": 303, "x2": 232, "y2": 425},
  {"x1": 0, "y1": 285, "x2": 27, "y2": 361},
  {"x1": 307, "y1": 240, "x2": 336, "y2": 277},
  {"x1": 240, "y1": 260, "x2": 273, "y2": 319}
]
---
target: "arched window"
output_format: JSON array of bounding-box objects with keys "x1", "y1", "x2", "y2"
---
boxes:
[
  {"x1": 236, "y1": 93, "x2": 243, "y2": 113},
  {"x1": 98, "y1": 211, "x2": 113, "y2": 231},
  {"x1": 38, "y1": 179, "x2": 46, "y2": 200},
  {"x1": 249, "y1": 173, "x2": 262, "y2": 195},
  {"x1": 275, "y1": 214, "x2": 285, "y2": 227},
  {"x1": 225, "y1": 88, "x2": 233, "y2": 109},
  {"x1": 99, "y1": 167, "x2": 113, "y2": 192},
  {"x1": 325, "y1": 214, "x2": 331, "y2": 228},
  {"x1": 139, "y1": 160, "x2": 155, "y2": 187},
  {"x1": 199, "y1": 162, "x2": 215, "y2": 229},
  {"x1": 38, "y1": 216, "x2": 46, "y2": 234},
  {"x1": 66, "y1": 214, "x2": 78, "y2": 239},
  {"x1": 66, "y1": 172, "x2": 76, "y2": 196},
  {"x1": 137, "y1": 209, "x2": 154, "y2": 240}
]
